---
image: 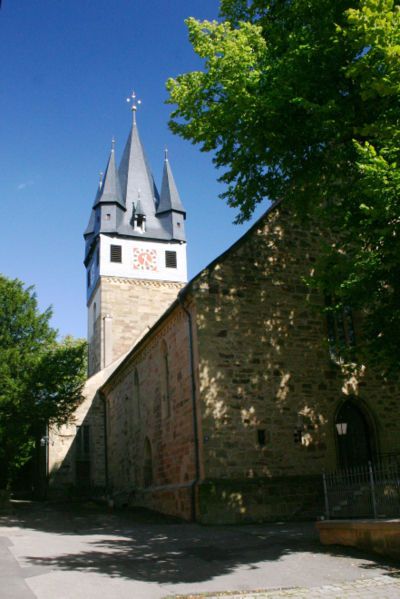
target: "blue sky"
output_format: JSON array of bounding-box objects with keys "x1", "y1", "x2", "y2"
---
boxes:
[{"x1": 0, "y1": 0, "x2": 266, "y2": 339}]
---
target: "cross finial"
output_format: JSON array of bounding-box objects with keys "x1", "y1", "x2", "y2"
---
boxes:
[
  {"x1": 164, "y1": 147, "x2": 168, "y2": 160},
  {"x1": 126, "y1": 90, "x2": 142, "y2": 124}
]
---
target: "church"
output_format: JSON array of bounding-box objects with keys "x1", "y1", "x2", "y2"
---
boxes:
[{"x1": 48, "y1": 99, "x2": 400, "y2": 523}]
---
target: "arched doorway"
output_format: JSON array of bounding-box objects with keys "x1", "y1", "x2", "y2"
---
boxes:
[{"x1": 336, "y1": 401, "x2": 374, "y2": 468}]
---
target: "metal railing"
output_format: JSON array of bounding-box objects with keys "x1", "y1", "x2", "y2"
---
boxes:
[{"x1": 323, "y1": 455, "x2": 400, "y2": 519}]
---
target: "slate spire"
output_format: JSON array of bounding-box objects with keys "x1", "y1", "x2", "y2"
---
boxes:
[
  {"x1": 118, "y1": 106, "x2": 161, "y2": 235},
  {"x1": 157, "y1": 149, "x2": 186, "y2": 216},
  {"x1": 83, "y1": 174, "x2": 102, "y2": 238},
  {"x1": 155, "y1": 150, "x2": 186, "y2": 242},
  {"x1": 85, "y1": 93, "x2": 186, "y2": 247},
  {"x1": 84, "y1": 141, "x2": 126, "y2": 256},
  {"x1": 94, "y1": 142, "x2": 124, "y2": 209}
]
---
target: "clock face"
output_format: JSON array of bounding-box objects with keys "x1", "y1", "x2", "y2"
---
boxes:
[{"x1": 133, "y1": 248, "x2": 157, "y2": 271}]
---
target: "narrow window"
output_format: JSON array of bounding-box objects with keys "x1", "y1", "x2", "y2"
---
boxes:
[
  {"x1": 96, "y1": 247, "x2": 100, "y2": 266},
  {"x1": 143, "y1": 438, "x2": 153, "y2": 487},
  {"x1": 257, "y1": 429, "x2": 266, "y2": 447},
  {"x1": 105, "y1": 213, "x2": 111, "y2": 221},
  {"x1": 75, "y1": 425, "x2": 91, "y2": 488},
  {"x1": 76, "y1": 425, "x2": 90, "y2": 459},
  {"x1": 110, "y1": 244, "x2": 122, "y2": 263},
  {"x1": 325, "y1": 295, "x2": 356, "y2": 360},
  {"x1": 165, "y1": 250, "x2": 177, "y2": 268}
]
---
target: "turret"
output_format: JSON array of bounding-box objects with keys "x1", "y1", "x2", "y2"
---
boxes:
[{"x1": 157, "y1": 149, "x2": 186, "y2": 242}]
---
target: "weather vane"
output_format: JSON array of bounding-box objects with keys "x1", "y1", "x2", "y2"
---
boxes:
[{"x1": 126, "y1": 90, "x2": 142, "y2": 124}]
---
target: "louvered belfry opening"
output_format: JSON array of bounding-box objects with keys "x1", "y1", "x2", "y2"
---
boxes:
[
  {"x1": 165, "y1": 250, "x2": 177, "y2": 268},
  {"x1": 110, "y1": 244, "x2": 122, "y2": 263}
]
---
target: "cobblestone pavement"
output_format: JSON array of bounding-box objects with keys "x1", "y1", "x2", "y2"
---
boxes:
[{"x1": 170, "y1": 573, "x2": 400, "y2": 598}]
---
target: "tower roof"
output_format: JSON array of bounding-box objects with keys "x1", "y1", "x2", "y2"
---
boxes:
[
  {"x1": 157, "y1": 151, "x2": 186, "y2": 216},
  {"x1": 94, "y1": 144, "x2": 124, "y2": 209},
  {"x1": 84, "y1": 175, "x2": 103, "y2": 238},
  {"x1": 117, "y1": 117, "x2": 168, "y2": 239},
  {"x1": 84, "y1": 96, "x2": 187, "y2": 251}
]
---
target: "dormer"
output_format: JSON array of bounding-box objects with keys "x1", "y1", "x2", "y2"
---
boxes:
[{"x1": 131, "y1": 200, "x2": 146, "y2": 233}]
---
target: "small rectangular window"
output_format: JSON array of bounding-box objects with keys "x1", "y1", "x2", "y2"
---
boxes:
[
  {"x1": 110, "y1": 245, "x2": 122, "y2": 263},
  {"x1": 165, "y1": 250, "x2": 177, "y2": 268},
  {"x1": 257, "y1": 429, "x2": 266, "y2": 446},
  {"x1": 105, "y1": 213, "x2": 111, "y2": 221}
]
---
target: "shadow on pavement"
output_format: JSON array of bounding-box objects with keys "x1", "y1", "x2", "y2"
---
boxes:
[{"x1": 1, "y1": 500, "x2": 399, "y2": 585}]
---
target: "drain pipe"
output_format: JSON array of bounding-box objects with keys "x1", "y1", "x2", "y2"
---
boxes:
[
  {"x1": 100, "y1": 390, "x2": 109, "y2": 494},
  {"x1": 178, "y1": 291, "x2": 201, "y2": 522}
]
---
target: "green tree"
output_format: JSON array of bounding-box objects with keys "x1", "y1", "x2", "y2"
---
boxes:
[
  {"x1": 0, "y1": 276, "x2": 86, "y2": 489},
  {"x1": 167, "y1": 0, "x2": 400, "y2": 372}
]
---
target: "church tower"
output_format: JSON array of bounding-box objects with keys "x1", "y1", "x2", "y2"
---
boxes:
[{"x1": 84, "y1": 94, "x2": 187, "y2": 375}]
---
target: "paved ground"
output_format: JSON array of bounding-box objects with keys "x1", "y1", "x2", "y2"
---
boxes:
[{"x1": 0, "y1": 502, "x2": 399, "y2": 599}]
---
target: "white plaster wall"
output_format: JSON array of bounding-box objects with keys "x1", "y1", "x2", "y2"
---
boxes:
[{"x1": 99, "y1": 235, "x2": 187, "y2": 282}]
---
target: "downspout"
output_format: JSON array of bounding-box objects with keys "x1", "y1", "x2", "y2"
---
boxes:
[
  {"x1": 100, "y1": 390, "x2": 109, "y2": 493},
  {"x1": 178, "y1": 291, "x2": 201, "y2": 522}
]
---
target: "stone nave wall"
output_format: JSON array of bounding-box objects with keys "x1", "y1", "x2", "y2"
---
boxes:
[
  {"x1": 192, "y1": 204, "x2": 400, "y2": 523},
  {"x1": 103, "y1": 304, "x2": 198, "y2": 520}
]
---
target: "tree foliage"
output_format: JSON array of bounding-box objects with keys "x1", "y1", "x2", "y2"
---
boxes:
[
  {"x1": 0, "y1": 276, "x2": 87, "y2": 488},
  {"x1": 167, "y1": 0, "x2": 400, "y2": 372}
]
